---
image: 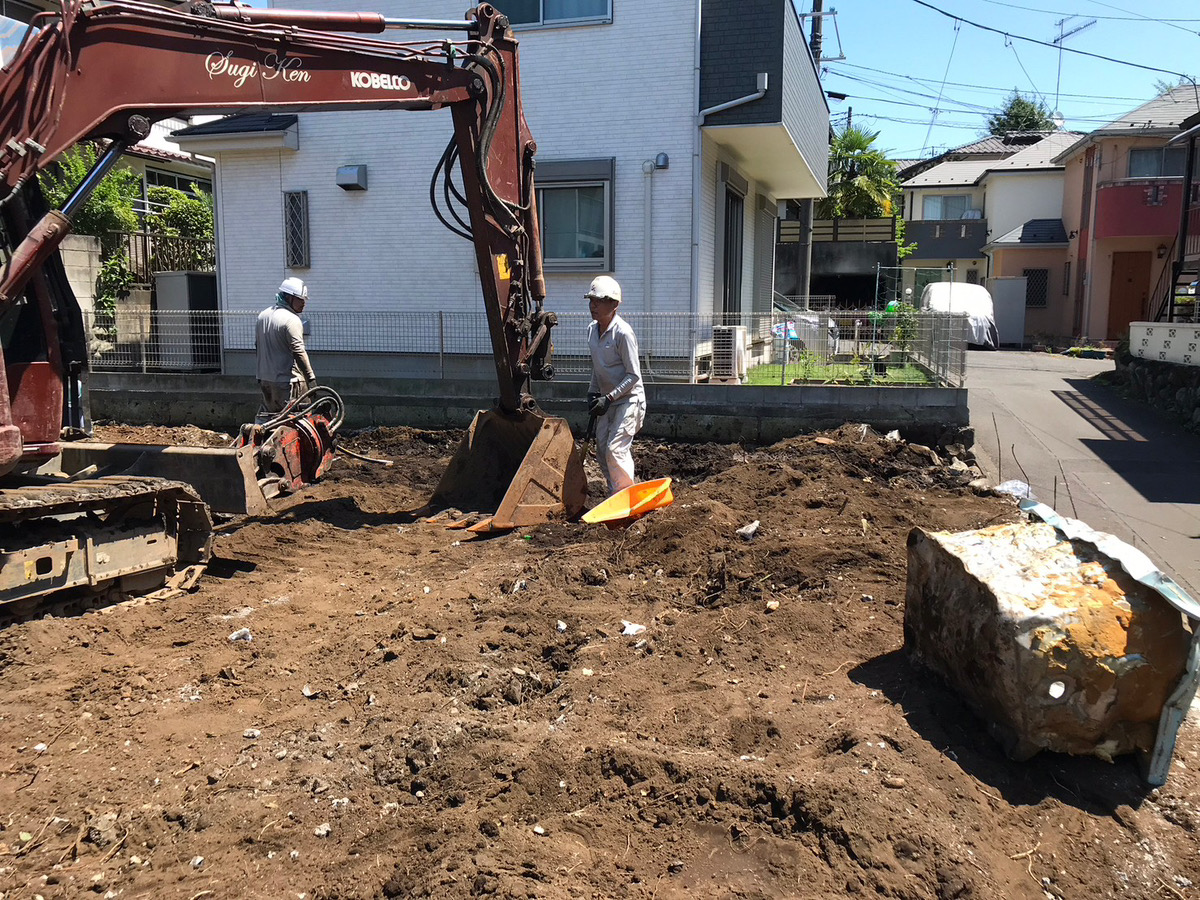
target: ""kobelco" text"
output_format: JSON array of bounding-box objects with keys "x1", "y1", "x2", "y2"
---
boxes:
[{"x1": 350, "y1": 71, "x2": 413, "y2": 91}]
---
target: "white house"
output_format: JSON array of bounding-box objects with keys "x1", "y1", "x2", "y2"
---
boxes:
[
  {"x1": 899, "y1": 132, "x2": 1083, "y2": 342},
  {"x1": 172, "y1": 0, "x2": 829, "y2": 380}
]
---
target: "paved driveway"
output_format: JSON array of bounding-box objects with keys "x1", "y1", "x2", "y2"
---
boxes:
[{"x1": 966, "y1": 350, "x2": 1200, "y2": 597}]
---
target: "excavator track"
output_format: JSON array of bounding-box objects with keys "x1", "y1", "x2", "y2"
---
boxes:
[{"x1": 0, "y1": 476, "x2": 213, "y2": 613}]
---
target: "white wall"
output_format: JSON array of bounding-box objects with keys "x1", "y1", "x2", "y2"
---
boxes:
[
  {"x1": 212, "y1": 152, "x2": 286, "y2": 312},
  {"x1": 982, "y1": 171, "x2": 1065, "y2": 241},
  {"x1": 207, "y1": 0, "x2": 700, "y2": 336}
]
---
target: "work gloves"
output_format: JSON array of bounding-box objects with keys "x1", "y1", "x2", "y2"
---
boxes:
[{"x1": 587, "y1": 392, "x2": 611, "y2": 417}]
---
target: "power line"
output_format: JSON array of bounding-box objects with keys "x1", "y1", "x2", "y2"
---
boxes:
[
  {"x1": 908, "y1": 0, "x2": 1199, "y2": 92},
  {"x1": 828, "y1": 90, "x2": 1131, "y2": 124},
  {"x1": 1083, "y1": 0, "x2": 1200, "y2": 36},
  {"x1": 977, "y1": 0, "x2": 1200, "y2": 25},
  {"x1": 1004, "y1": 35, "x2": 1049, "y2": 109},
  {"x1": 824, "y1": 71, "x2": 1137, "y2": 122},
  {"x1": 826, "y1": 61, "x2": 1167, "y2": 104},
  {"x1": 828, "y1": 71, "x2": 995, "y2": 111},
  {"x1": 922, "y1": 17, "x2": 962, "y2": 155}
]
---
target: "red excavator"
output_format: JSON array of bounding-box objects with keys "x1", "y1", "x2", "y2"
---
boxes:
[{"x1": 0, "y1": 0, "x2": 585, "y2": 609}]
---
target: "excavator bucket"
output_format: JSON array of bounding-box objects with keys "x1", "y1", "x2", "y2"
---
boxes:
[
  {"x1": 57, "y1": 442, "x2": 273, "y2": 516},
  {"x1": 432, "y1": 409, "x2": 586, "y2": 530}
]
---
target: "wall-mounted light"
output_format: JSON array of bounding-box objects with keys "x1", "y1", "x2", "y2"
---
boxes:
[
  {"x1": 1157, "y1": 243, "x2": 1168, "y2": 259},
  {"x1": 336, "y1": 164, "x2": 368, "y2": 191},
  {"x1": 655, "y1": 152, "x2": 669, "y2": 170},
  {"x1": 1068, "y1": 230, "x2": 1078, "y2": 240}
]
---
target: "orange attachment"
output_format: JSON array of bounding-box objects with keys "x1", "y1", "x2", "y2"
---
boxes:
[{"x1": 582, "y1": 477, "x2": 674, "y2": 526}]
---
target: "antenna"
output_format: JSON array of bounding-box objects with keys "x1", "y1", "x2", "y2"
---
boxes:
[{"x1": 1050, "y1": 16, "x2": 1097, "y2": 119}]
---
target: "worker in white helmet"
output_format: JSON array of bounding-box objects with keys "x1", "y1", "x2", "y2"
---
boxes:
[
  {"x1": 585, "y1": 275, "x2": 645, "y2": 495},
  {"x1": 255, "y1": 276, "x2": 316, "y2": 421}
]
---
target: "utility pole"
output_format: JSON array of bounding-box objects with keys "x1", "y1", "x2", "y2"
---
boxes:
[{"x1": 809, "y1": 0, "x2": 823, "y2": 61}]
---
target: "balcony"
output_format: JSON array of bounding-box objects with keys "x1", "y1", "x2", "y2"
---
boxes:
[
  {"x1": 699, "y1": 0, "x2": 828, "y2": 199},
  {"x1": 1093, "y1": 179, "x2": 1197, "y2": 240},
  {"x1": 905, "y1": 219, "x2": 988, "y2": 259}
]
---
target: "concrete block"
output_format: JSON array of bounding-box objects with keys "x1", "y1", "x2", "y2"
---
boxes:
[{"x1": 905, "y1": 520, "x2": 1191, "y2": 768}]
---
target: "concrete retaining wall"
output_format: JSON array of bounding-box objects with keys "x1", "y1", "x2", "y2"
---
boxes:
[
  {"x1": 61, "y1": 234, "x2": 100, "y2": 313},
  {"x1": 87, "y1": 373, "x2": 970, "y2": 446}
]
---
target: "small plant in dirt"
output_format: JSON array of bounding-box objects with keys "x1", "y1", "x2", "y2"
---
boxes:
[{"x1": 797, "y1": 349, "x2": 819, "y2": 381}]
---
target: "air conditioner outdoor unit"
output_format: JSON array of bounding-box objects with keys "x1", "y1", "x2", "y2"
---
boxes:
[{"x1": 712, "y1": 325, "x2": 748, "y2": 382}]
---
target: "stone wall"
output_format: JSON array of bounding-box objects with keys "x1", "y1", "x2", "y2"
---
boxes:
[{"x1": 1114, "y1": 353, "x2": 1200, "y2": 433}]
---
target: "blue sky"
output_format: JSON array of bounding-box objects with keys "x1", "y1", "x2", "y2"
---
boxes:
[{"x1": 811, "y1": 0, "x2": 1200, "y2": 160}]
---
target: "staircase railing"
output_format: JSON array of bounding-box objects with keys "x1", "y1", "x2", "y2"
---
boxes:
[{"x1": 1150, "y1": 235, "x2": 1180, "y2": 322}]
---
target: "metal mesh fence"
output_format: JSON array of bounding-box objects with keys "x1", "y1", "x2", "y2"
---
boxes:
[{"x1": 84, "y1": 306, "x2": 968, "y2": 388}]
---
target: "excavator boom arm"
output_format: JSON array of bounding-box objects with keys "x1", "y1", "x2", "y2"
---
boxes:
[{"x1": 0, "y1": 0, "x2": 548, "y2": 417}]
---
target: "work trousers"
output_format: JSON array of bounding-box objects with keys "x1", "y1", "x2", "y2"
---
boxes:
[
  {"x1": 595, "y1": 395, "x2": 646, "y2": 495},
  {"x1": 256, "y1": 379, "x2": 306, "y2": 423}
]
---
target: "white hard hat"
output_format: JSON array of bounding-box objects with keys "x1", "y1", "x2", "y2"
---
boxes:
[
  {"x1": 278, "y1": 276, "x2": 308, "y2": 300},
  {"x1": 585, "y1": 275, "x2": 622, "y2": 303}
]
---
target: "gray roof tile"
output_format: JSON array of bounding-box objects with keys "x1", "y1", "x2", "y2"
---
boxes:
[{"x1": 991, "y1": 218, "x2": 1068, "y2": 245}]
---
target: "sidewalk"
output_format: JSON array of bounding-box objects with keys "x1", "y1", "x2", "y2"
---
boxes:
[{"x1": 967, "y1": 350, "x2": 1200, "y2": 598}]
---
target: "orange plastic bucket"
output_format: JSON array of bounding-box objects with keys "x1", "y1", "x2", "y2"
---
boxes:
[{"x1": 582, "y1": 477, "x2": 674, "y2": 525}]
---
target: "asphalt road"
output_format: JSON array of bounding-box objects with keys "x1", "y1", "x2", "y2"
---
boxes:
[{"x1": 966, "y1": 350, "x2": 1200, "y2": 598}]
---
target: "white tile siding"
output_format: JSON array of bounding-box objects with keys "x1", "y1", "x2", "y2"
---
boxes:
[{"x1": 205, "y1": 0, "x2": 789, "y2": 361}]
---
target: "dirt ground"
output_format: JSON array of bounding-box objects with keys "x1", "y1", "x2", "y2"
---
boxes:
[{"x1": 2, "y1": 422, "x2": 1200, "y2": 900}]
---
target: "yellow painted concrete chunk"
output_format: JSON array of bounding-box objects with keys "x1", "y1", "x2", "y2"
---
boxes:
[{"x1": 905, "y1": 521, "x2": 1190, "y2": 764}]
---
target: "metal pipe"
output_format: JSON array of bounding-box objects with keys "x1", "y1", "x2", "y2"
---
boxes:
[
  {"x1": 62, "y1": 140, "x2": 127, "y2": 219},
  {"x1": 209, "y1": 7, "x2": 474, "y2": 31},
  {"x1": 380, "y1": 17, "x2": 475, "y2": 30},
  {"x1": 689, "y1": 0, "x2": 702, "y2": 383},
  {"x1": 699, "y1": 73, "x2": 768, "y2": 121}
]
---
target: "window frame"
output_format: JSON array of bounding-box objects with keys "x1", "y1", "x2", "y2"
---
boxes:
[
  {"x1": 283, "y1": 190, "x2": 311, "y2": 269},
  {"x1": 145, "y1": 167, "x2": 213, "y2": 196},
  {"x1": 1128, "y1": 146, "x2": 1191, "y2": 178},
  {"x1": 535, "y1": 158, "x2": 614, "y2": 274},
  {"x1": 921, "y1": 193, "x2": 973, "y2": 220},
  {"x1": 506, "y1": 0, "x2": 612, "y2": 29},
  {"x1": 1023, "y1": 267, "x2": 1049, "y2": 309}
]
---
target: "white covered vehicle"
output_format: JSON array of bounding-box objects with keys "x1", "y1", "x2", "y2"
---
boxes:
[{"x1": 920, "y1": 282, "x2": 999, "y2": 349}]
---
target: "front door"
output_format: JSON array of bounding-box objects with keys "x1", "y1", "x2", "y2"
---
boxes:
[{"x1": 1107, "y1": 251, "x2": 1151, "y2": 340}]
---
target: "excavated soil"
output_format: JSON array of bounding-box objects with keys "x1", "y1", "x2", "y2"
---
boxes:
[{"x1": 2, "y1": 423, "x2": 1200, "y2": 899}]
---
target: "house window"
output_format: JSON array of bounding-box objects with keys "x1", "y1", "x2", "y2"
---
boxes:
[
  {"x1": 1023, "y1": 267, "x2": 1049, "y2": 308},
  {"x1": 146, "y1": 167, "x2": 212, "y2": 196},
  {"x1": 1128, "y1": 147, "x2": 1191, "y2": 178},
  {"x1": 965, "y1": 269, "x2": 979, "y2": 285},
  {"x1": 922, "y1": 194, "x2": 970, "y2": 220},
  {"x1": 504, "y1": 0, "x2": 610, "y2": 26},
  {"x1": 536, "y1": 158, "x2": 613, "y2": 272},
  {"x1": 284, "y1": 191, "x2": 310, "y2": 268}
]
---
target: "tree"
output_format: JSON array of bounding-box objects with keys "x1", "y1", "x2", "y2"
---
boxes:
[
  {"x1": 986, "y1": 91, "x2": 1055, "y2": 135},
  {"x1": 146, "y1": 184, "x2": 216, "y2": 271},
  {"x1": 37, "y1": 142, "x2": 141, "y2": 257},
  {"x1": 1152, "y1": 76, "x2": 1192, "y2": 96},
  {"x1": 815, "y1": 124, "x2": 900, "y2": 220},
  {"x1": 38, "y1": 142, "x2": 142, "y2": 332}
]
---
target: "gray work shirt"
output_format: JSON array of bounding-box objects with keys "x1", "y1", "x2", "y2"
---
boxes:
[
  {"x1": 587, "y1": 314, "x2": 644, "y2": 403},
  {"x1": 256, "y1": 301, "x2": 315, "y2": 384}
]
